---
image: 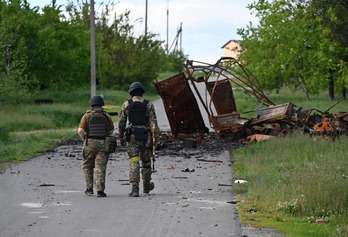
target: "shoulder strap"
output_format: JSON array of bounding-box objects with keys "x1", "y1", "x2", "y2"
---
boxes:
[{"x1": 101, "y1": 111, "x2": 110, "y2": 128}]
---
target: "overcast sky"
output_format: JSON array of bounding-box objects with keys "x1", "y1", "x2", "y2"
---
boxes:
[{"x1": 27, "y1": 0, "x2": 258, "y2": 64}]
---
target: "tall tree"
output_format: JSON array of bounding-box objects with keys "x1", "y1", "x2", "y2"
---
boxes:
[
  {"x1": 0, "y1": 0, "x2": 178, "y2": 104},
  {"x1": 0, "y1": 0, "x2": 39, "y2": 103},
  {"x1": 238, "y1": 0, "x2": 346, "y2": 101},
  {"x1": 33, "y1": 5, "x2": 90, "y2": 89},
  {"x1": 166, "y1": 50, "x2": 187, "y2": 73},
  {"x1": 309, "y1": 0, "x2": 348, "y2": 99},
  {"x1": 97, "y1": 10, "x2": 165, "y2": 89}
]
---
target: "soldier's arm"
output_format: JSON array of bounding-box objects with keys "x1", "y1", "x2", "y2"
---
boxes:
[
  {"x1": 78, "y1": 128, "x2": 85, "y2": 141},
  {"x1": 78, "y1": 114, "x2": 88, "y2": 141},
  {"x1": 118, "y1": 102, "x2": 128, "y2": 137}
]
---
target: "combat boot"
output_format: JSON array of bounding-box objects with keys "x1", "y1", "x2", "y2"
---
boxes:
[
  {"x1": 129, "y1": 185, "x2": 139, "y2": 197},
  {"x1": 85, "y1": 188, "x2": 94, "y2": 195},
  {"x1": 142, "y1": 167, "x2": 154, "y2": 194},
  {"x1": 143, "y1": 181, "x2": 155, "y2": 194},
  {"x1": 97, "y1": 191, "x2": 107, "y2": 197}
]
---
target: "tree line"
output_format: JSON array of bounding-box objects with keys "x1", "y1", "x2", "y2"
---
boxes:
[
  {"x1": 0, "y1": 0, "x2": 186, "y2": 104},
  {"x1": 238, "y1": 0, "x2": 348, "y2": 101}
]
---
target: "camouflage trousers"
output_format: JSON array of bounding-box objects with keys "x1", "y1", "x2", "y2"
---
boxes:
[
  {"x1": 127, "y1": 134, "x2": 152, "y2": 187},
  {"x1": 83, "y1": 139, "x2": 109, "y2": 191}
]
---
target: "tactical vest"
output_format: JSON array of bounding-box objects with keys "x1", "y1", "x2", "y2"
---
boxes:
[
  {"x1": 128, "y1": 99, "x2": 149, "y2": 126},
  {"x1": 87, "y1": 111, "x2": 109, "y2": 139}
]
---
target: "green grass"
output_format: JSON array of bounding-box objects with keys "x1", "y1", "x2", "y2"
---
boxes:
[
  {"x1": 0, "y1": 129, "x2": 76, "y2": 165},
  {"x1": 0, "y1": 88, "x2": 134, "y2": 166},
  {"x1": 232, "y1": 87, "x2": 348, "y2": 120},
  {"x1": 229, "y1": 79, "x2": 348, "y2": 237},
  {"x1": 233, "y1": 132, "x2": 348, "y2": 236},
  {"x1": 156, "y1": 71, "x2": 180, "y2": 81},
  {"x1": 34, "y1": 89, "x2": 130, "y2": 107},
  {"x1": 0, "y1": 103, "x2": 85, "y2": 132},
  {"x1": 0, "y1": 86, "x2": 161, "y2": 167},
  {"x1": 267, "y1": 87, "x2": 348, "y2": 113},
  {"x1": 0, "y1": 123, "x2": 9, "y2": 141}
]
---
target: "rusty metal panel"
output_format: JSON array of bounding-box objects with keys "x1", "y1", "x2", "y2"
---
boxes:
[
  {"x1": 207, "y1": 79, "x2": 237, "y2": 114},
  {"x1": 211, "y1": 113, "x2": 246, "y2": 134},
  {"x1": 211, "y1": 113, "x2": 240, "y2": 126},
  {"x1": 154, "y1": 73, "x2": 207, "y2": 137},
  {"x1": 249, "y1": 103, "x2": 294, "y2": 126}
]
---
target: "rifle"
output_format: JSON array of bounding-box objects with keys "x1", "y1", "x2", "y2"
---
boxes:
[{"x1": 152, "y1": 124, "x2": 156, "y2": 172}]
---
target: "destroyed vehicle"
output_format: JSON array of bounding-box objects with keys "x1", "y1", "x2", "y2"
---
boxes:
[{"x1": 155, "y1": 57, "x2": 348, "y2": 141}]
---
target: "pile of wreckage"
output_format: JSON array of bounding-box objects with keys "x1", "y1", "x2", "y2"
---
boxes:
[{"x1": 154, "y1": 57, "x2": 348, "y2": 144}]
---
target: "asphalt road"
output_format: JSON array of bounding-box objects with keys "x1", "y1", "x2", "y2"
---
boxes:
[{"x1": 0, "y1": 96, "x2": 284, "y2": 237}]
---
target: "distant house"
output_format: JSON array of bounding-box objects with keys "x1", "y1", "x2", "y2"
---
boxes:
[{"x1": 221, "y1": 40, "x2": 242, "y2": 59}]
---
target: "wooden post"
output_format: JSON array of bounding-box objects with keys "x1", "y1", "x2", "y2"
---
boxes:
[{"x1": 90, "y1": 0, "x2": 96, "y2": 96}]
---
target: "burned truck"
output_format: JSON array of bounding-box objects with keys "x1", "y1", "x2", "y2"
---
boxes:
[{"x1": 155, "y1": 57, "x2": 348, "y2": 142}]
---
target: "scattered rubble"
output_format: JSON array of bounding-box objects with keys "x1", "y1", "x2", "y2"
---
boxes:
[{"x1": 155, "y1": 57, "x2": 348, "y2": 143}]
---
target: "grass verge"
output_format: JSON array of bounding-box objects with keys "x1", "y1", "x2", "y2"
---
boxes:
[
  {"x1": 232, "y1": 132, "x2": 348, "y2": 237},
  {"x1": 0, "y1": 128, "x2": 76, "y2": 168},
  {"x1": 0, "y1": 88, "x2": 161, "y2": 168}
]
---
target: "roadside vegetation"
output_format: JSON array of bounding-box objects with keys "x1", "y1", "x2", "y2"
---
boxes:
[
  {"x1": 0, "y1": 0, "x2": 186, "y2": 105},
  {"x1": 232, "y1": 89, "x2": 348, "y2": 237},
  {"x1": 0, "y1": 87, "x2": 158, "y2": 169}
]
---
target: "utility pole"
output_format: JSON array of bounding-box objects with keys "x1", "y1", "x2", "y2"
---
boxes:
[
  {"x1": 145, "y1": 0, "x2": 148, "y2": 36},
  {"x1": 90, "y1": 0, "x2": 96, "y2": 96},
  {"x1": 166, "y1": 0, "x2": 169, "y2": 55}
]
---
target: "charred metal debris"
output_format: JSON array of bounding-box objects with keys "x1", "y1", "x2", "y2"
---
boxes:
[{"x1": 155, "y1": 57, "x2": 348, "y2": 144}]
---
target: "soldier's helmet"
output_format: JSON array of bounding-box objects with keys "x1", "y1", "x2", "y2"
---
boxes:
[
  {"x1": 89, "y1": 95, "x2": 105, "y2": 106},
  {"x1": 128, "y1": 82, "x2": 145, "y2": 96}
]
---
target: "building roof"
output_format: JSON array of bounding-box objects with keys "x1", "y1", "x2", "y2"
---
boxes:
[{"x1": 221, "y1": 40, "x2": 242, "y2": 49}]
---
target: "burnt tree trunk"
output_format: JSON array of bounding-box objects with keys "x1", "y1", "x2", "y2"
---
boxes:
[{"x1": 343, "y1": 86, "x2": 347, "y2": 100}]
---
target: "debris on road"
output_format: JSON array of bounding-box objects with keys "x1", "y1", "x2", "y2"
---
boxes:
[
  {"x1": 155, "y1": 57, "x2": 348, "y2": 143},
  {"x1": 39, "y1": 183, "x2": 55, "y2": 187},
  {"x1": 196, "y1": 158, "x2": 223, "y2": 163},
  {"x1": 173, "y1": 176, "x2": 188, "y2": 179},
  {"x1": 218, "y1": 183, "x2": 233, "y2": 187},
  {"x1": 182, "y1": 168, "x2": 195, "y2": 172},
  {"x1": 227, "y1": 201, "x2": 238, "y2": 204}
]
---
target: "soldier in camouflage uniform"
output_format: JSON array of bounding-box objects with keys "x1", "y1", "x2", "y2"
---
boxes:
[
  {"x1": 118, "y1": 82, "x2": 160, "y2": 197},
  {"x1": 78, "y1": 95, "x2": 114, "y2": 197}
]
